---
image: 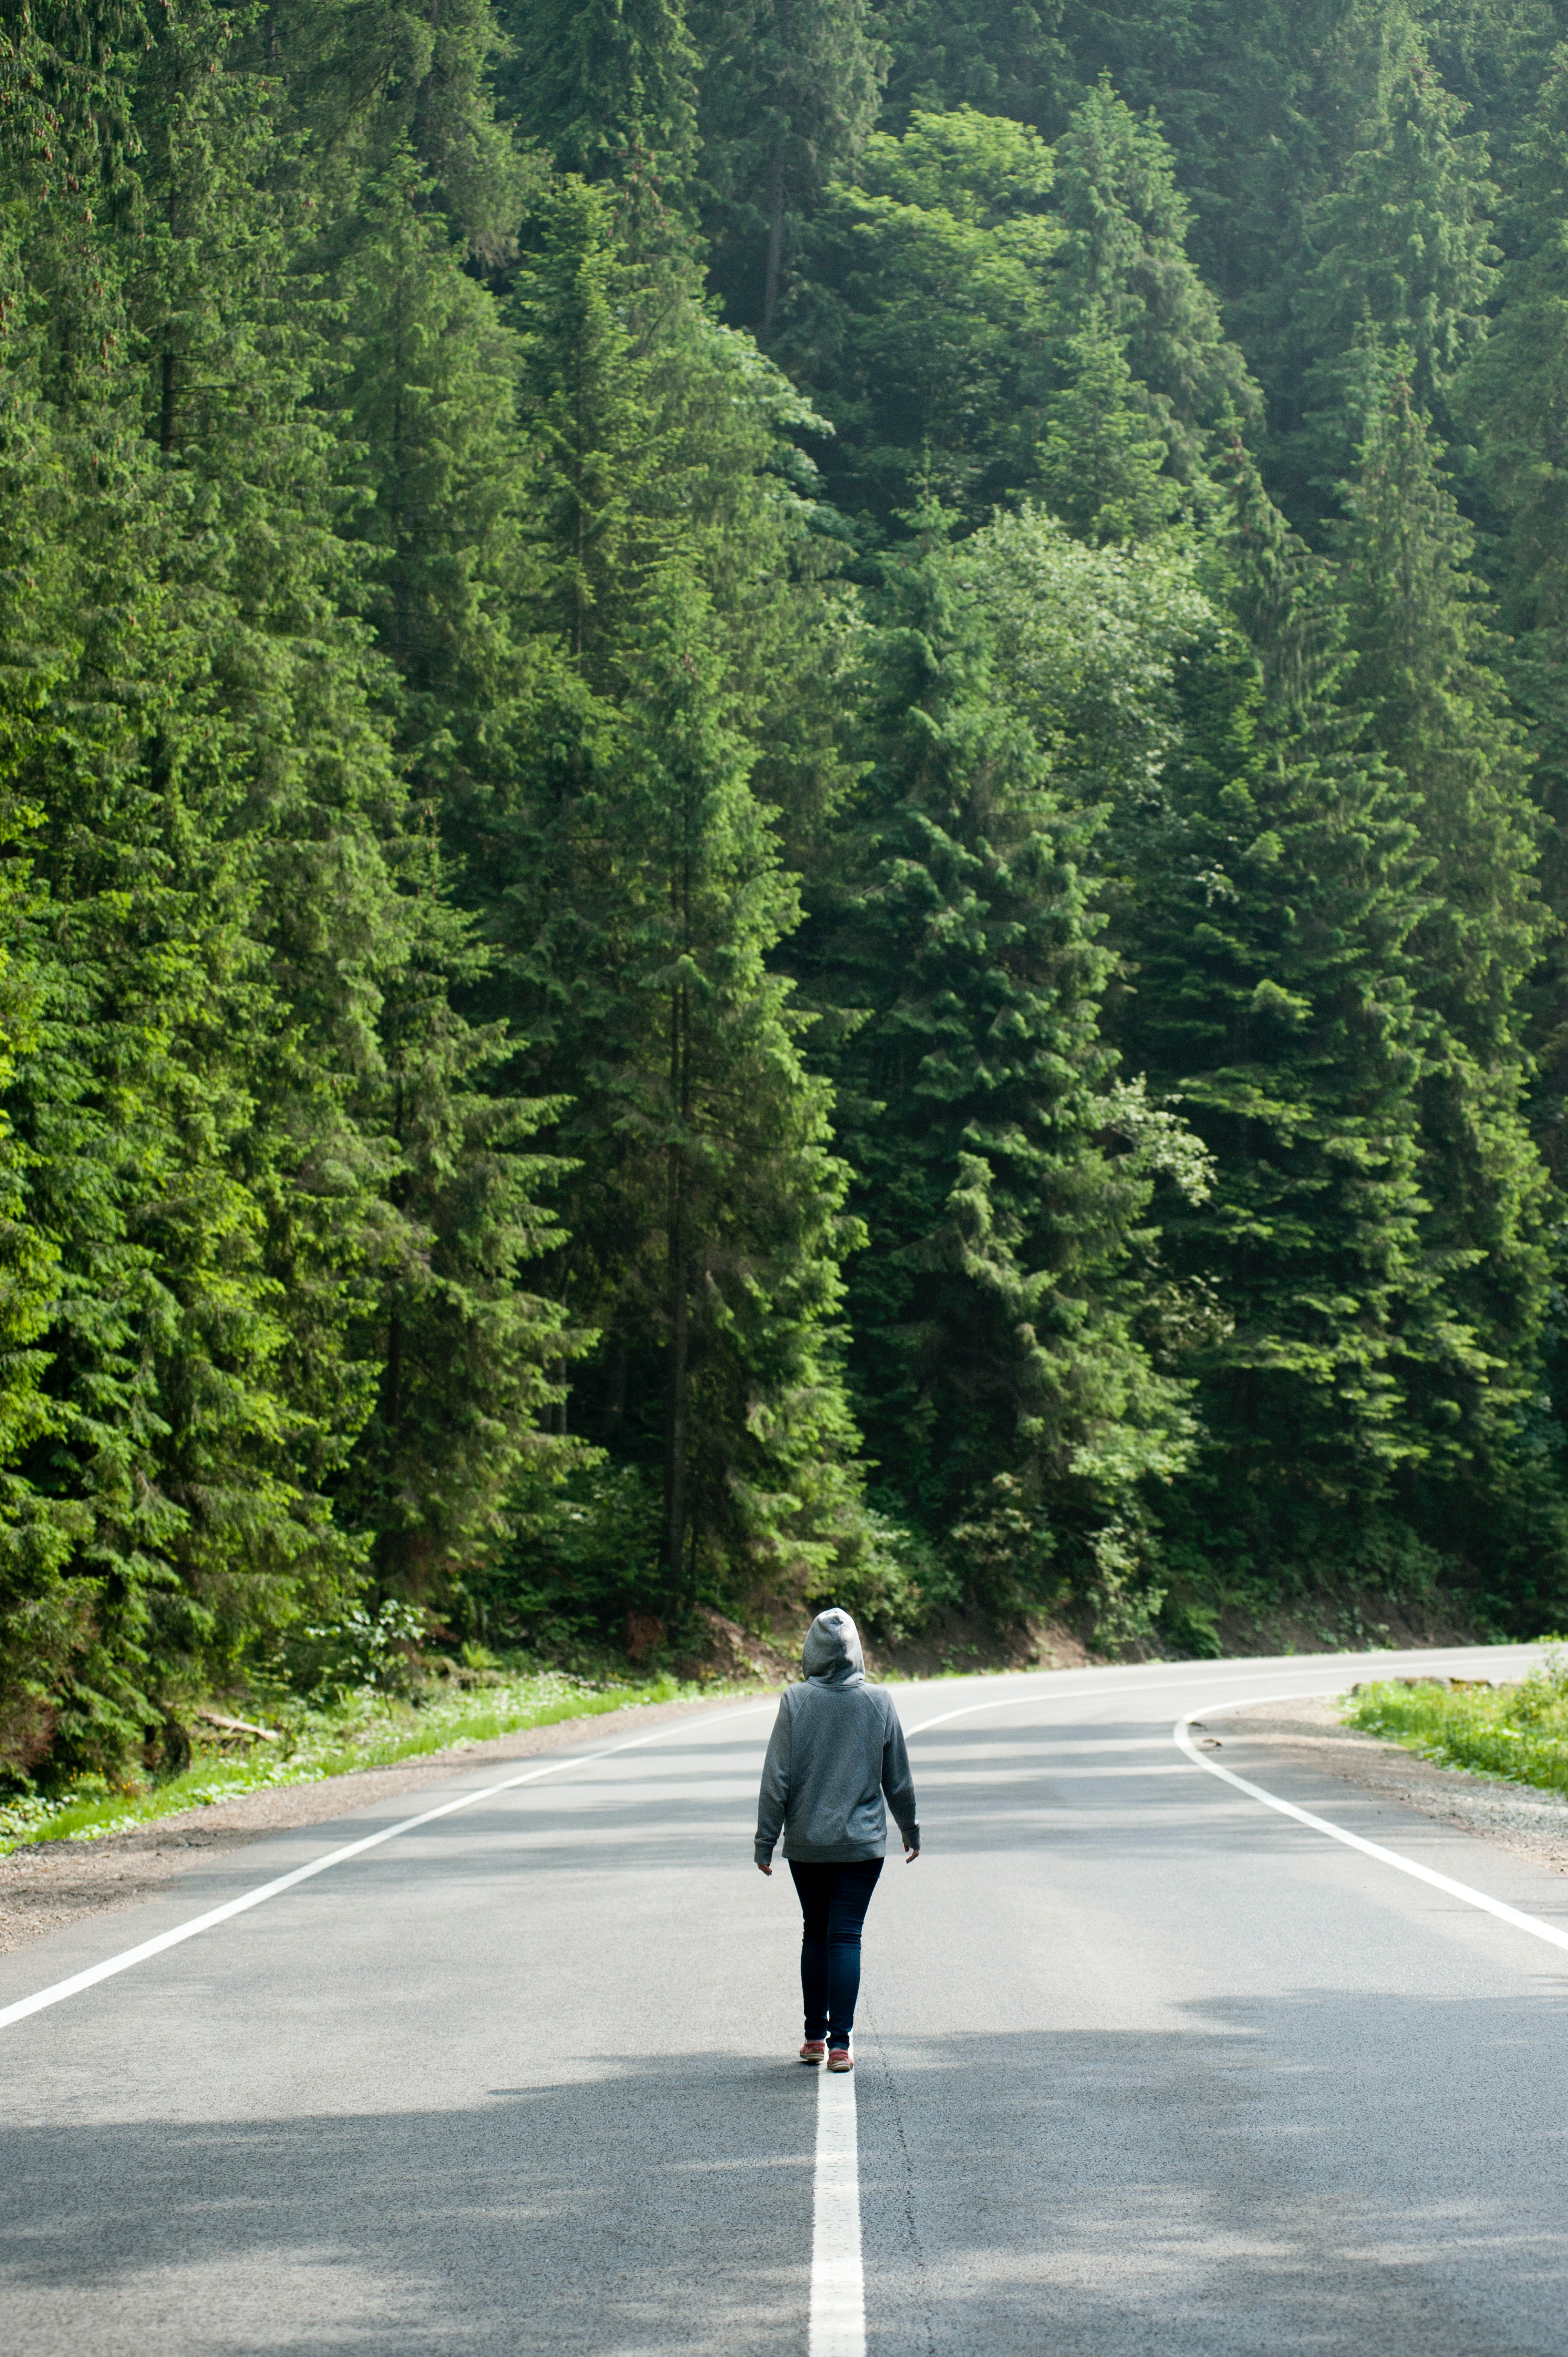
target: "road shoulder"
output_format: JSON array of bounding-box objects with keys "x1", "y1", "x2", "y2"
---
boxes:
[
  {"x1": 0, "y1": 1690, "x2": 752, "y2": 1958},
  {"x1": 1201, "y1": 1691, "x2": 1568, "y2": 1878}
]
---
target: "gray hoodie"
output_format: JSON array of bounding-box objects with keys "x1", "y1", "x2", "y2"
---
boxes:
[{"x1": 754, "y1": 1609, "x2": 920, "y2": 1865}]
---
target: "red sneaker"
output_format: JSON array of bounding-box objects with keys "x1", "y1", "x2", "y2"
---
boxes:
[
  {"x1": 800, "y1": 2040, "x2": 826, "y2": 2063},
  {"x1": 827, "y1": 2047, "x2": 853, "y2": 2072}
]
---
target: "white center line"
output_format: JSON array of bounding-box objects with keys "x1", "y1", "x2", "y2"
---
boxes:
[{"x1": 809, "y1": 2063, "x2": 865, "y2": 2357}]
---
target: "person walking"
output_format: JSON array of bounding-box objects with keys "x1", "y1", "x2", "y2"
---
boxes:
[{"x1": 754, "y1": 1607, "x2": 920, "y2": 2071}]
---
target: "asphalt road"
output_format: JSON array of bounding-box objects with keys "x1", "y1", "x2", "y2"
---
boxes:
[{"x1": 4, "y1": 1643, "x2": 1568, "y2": 2355}]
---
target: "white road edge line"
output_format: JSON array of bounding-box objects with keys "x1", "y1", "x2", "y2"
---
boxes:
[
  {"x1": 809, "y1": 2063, "x2": 865, "y2": 2357},
  {"x1": 1174, "y1": 1696, "x2": 1568, "y2": 1958},
  {"x1": 0, "y1": 1704, "x2": 775, "y2": 2034}
]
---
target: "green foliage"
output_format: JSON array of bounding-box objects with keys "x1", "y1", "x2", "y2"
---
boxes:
[
  {"x1": 1458, "y1": 44, "x2": 1568, "y2": 1198},
  {"x1": 789, "y1": 106, "x2": 1062, "y2": 522},
  {"x1": 1343, "y1": 1654, "x2": 1568, "y2": 1790},
  {"x1": 0, "y1": 0, "x2": 572, "y2": 1785},
  {"x1": 802, "y1": 511, "x2": 1201, "y2": 1634},
  {"x1": 1290, "y1": 8, "x2": 1499, "y2": 501},
  {"x1": 468, "y1": 174, "x2": 869, "y2": 1615},
  {"x1": 502, "y1": 0, "x2": 700, "y2": 188},
  {"x1": 6, "y1": 0, "x2": 1568, "y2": 1776},
  {"x1": 1335, "y1": 362, "x2": 1555, "y2": 1537},
  {"x1": 788, "y1": 82, "x2": 1256, "y2": 530},
  {"x1": 1118, "y1": 450, "x2": 1445, "y2": 1581},
  {"x1": 1047, "y1": 77, "x2": 1261, "y2": 479},
  {"x1": 692, "y1": 0, "x2": 887, "y2": 334},
  {"x1": 1037, "y1": 313, "x2": 1185, "y2": 546}
]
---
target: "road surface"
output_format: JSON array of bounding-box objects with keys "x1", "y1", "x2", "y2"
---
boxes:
[{"x1": 4, "y1": 1643, "x2": 1568, "y2": 2354}]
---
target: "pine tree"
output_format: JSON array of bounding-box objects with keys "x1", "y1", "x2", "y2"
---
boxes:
[
  {"x1": 786, "y1": 105, "x2": 1062, "y2": 523},
  {"x1": 1037, "y1": 310, "x2": 1185, "y2": 544},
  {"x1": 0, "y1": 0, "x2": 574, "y2": 1771},
  {"x1": 470, "y1": 177, "x2": 864, "y2": 1609},
  {"x1": 1335, "y1": 359, "x2": 1559, "y2": 1551},
  {"x1": 259, "y1": 0, "x2": 525, "y2": 261},
  {"x1": 689, "y1": 0, "x2": 886, "y2": 334},
  {"x1": 501, "y1": 0, "x2": 699, "y2": 192},
  {"x1": 332, "y1": 872, "x2": 579, "y2": 1601},
  {"x1": 1340, "y1": 363, "x2": 1543, "y2": 1067},
  {"x1": 0, "y1": 0, "x2": 355, "y2": 1770},
  {"x1": 1459, "y1": 42, "x2": 1568, "y2": 1003},
  {"x1": 876, "y1": 0, "x2": 1067, "y2": 136},
  {"x1": 1458, "y1": 42, "x2": 1568, "y2": 672},
  {"x1": 804, "y1": 511, "x2": 1198, "y2": 1633},
  {"x1": 1291, "y1": 4, "x2": 1498, "y2": 504},
  {"x1": 0, "y1": 692, "x2": 78, "y2": 1783},
  {"x1": 1120, "y1": 441, "x2": 1447, "y2": 1595},
  {"x1": 1048, "y1": 78, "x2": 1261, "y2": 483},
  {"x1": 330, "y1": 158, "x2": 532, "y2": 812}
]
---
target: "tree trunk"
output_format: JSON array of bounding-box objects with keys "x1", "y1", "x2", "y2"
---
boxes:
[
  {"x1": 412, "y1": 0, "x2": 443, "y2": 196},
  {"x1": 601, "y1": 1335, "x2": 630, "y2": 1436},
  {"x1": 385, "y1": 1306, "x2": 403, "y2": 1444},
  {"x1": 664, "y1": 1144, "x2": 689, "y2": 1594},
  {"x1": 664, "y1": 979, "x2": 690, "y2": 1595},
  {"x1": 665, "y1": 1224, "x2": 689, "y2": 1595},
  {"x1": 761, "y1": 143, "x2": 786, "y2": 337},
  {"x1": 161, "y1": 184, "x2": 178, "y2": 454}
]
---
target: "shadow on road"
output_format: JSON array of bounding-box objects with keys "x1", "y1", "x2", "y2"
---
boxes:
[
  {"x1": 857, "y1": 2001, "x2": 1568, "y2": 2357},
  {"x1": 9, "y1": 1991, "x2": 1568, "y2": 2354},
  {"x1": 0, "y1": 2055, "x2": 820, "y2": 2354}
]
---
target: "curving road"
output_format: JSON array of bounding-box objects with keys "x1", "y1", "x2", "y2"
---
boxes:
[{"x1": 4, "y1": 1643, "x2": 1568, "y2": 2355}]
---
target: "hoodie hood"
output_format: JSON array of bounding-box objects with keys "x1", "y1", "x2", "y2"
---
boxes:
[{"x1": 801, "y1": 1608, "x2": 865, "y2": 1688}]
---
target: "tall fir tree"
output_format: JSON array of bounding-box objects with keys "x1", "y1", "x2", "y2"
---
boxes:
[
  {"x1": 469, "y1": 178, "x2": 866, "y2": 1612},
  {"x1": 1036, "y1": 310, "x2": 1185, "y2": 545},
  {"x1": 1459, "y1": 42, "x2": 1568, "y2": 1169},
  {"x1": 1290, "y1": 3, "x2": 1498, "y2": 510},
  {"x1": 1119, "y1": 442, "x2": 1448, "y2": 1601},
  {"x1": 1335, "y1": 361, "x2": 1561, "y2": 1560},
  {"x1": 690, "y1": 0, "x2": 886, "y2": 334},
  {"x1": 0, "y1": 0, "x2": 373, "y2": 1771},
  {"x1": 257, "y1": 0, "x2": 525, "y2": 261},
  {"x1": 1046, "y1": 78, "x2": 1261, "y2": 483},
  {"x1": 0, "y1": 0, "x2": 572, "y2": 1771},
  {"x1": 803, "y1": 510, "x2": 1199, "y2": 1636},
  {"x1": 784, "y1": 105, "x2": 1062, "y2": 523},
  {"x1": 501, "y1": 0, "x2": 699, "y2": 192}
]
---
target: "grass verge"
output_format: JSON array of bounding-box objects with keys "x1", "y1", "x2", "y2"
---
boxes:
[
  {"x1": 1343, "y1": 1653, "x2": 1568, "y2": 1797},
  {"x1": 0, "y1": 1669, "x2": 751, "y2": 1856}
]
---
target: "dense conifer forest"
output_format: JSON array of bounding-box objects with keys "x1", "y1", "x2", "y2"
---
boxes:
[{"x1": 6, "y1": 0, "x2": 1568, "y2": 1787}]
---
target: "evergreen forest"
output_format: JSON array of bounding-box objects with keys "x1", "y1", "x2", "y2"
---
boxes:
[{"x1": 7, "y1": 0, "x2": 1568, "y2": 1790}]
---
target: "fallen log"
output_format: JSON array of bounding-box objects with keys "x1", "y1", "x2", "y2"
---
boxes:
[{"x1": 195, "y1": 1708, "x2": 280, "y2": 1743}]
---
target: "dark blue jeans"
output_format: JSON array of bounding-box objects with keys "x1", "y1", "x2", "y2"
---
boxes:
[{"x1": 789, "y1": 1857, "x2": 884, "y2": 2046}]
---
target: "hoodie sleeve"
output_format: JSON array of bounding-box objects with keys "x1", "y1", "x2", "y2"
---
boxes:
[
  {"x1": 755, "y1": 1694, "x2": 793, "y2": 1863},
  {"x1": 880, "y1": 1697, "x2": 920, "y2": 1849}
]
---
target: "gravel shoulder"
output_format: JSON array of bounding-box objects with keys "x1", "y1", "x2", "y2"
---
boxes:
[
  {"x1": 1204, "y1": 1690, "x2": 1568, "y2": 1875},
  {"x1": 0, "y1": 1690, "x2": 756, "y2": 1959}
]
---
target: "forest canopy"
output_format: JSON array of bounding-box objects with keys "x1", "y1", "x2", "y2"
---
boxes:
[{"x1": 3, "y1": 0, "x2": 1568, "y2": 1786}]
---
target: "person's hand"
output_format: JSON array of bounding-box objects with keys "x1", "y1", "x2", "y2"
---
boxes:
[
  {"x1": 904, "y1": 1845, "x2": 920, "y2": 1864},
  {"x1": 756, "y1": 1860, "x2": 772, "y2": 1875}
]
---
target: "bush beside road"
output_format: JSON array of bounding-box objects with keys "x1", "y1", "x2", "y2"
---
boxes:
[{"x1": 1344, "y1": 1650, "x2": 1568, "y2": 1797}]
